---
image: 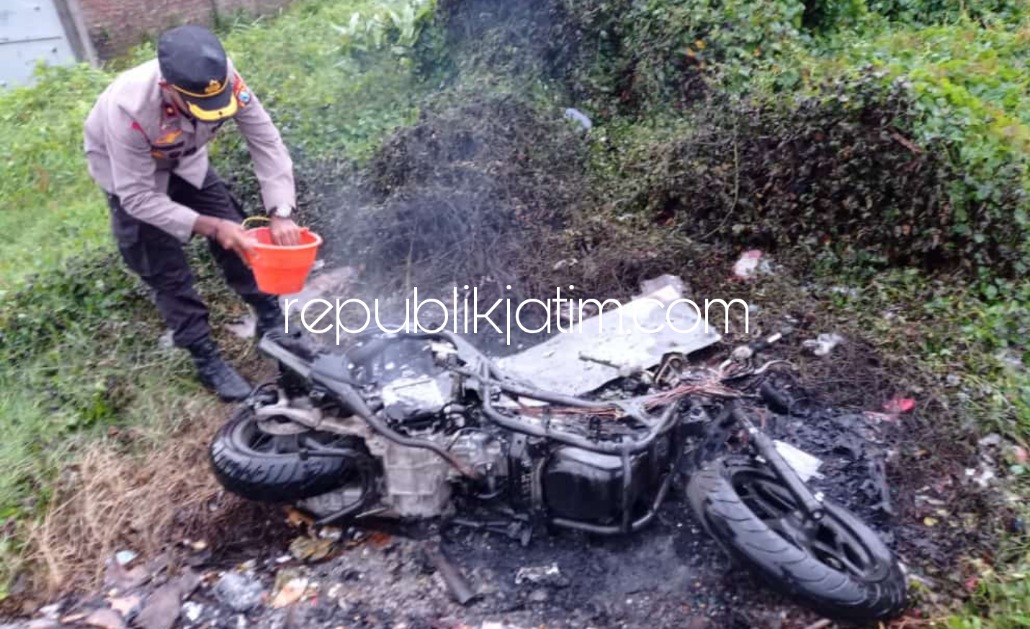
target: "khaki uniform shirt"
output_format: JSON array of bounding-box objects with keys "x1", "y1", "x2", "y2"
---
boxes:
[{"x1": 84, "y1": 59, "x2": 295, "y2": 242}]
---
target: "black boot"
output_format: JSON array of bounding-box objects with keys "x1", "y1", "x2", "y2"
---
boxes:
[
  {"x1": 188, "y1": 338, "x2": 253, "y2": 402},
  {"x1": 252, "y1": 296, "x2": 288, "y2": 339},
  {"x1": 251, "y1": 296, "x2": 318, "y2": 359}
]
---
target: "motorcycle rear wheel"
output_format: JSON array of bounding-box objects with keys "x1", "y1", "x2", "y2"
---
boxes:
[
  {"x1": 687, "y1": 455, "x2": 908, "y2": 622},
  {"x1": 210, "y1": 405, "x2": 366, "y2": 502}
]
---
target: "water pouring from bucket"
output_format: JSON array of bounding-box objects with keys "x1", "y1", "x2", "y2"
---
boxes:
[{"x1": 241, "y1": 217, "x2": 323, "y2": 294}]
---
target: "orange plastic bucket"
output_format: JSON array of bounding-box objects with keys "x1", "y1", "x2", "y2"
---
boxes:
[{"x1": 243, "y1": 225, "x2": 323, "y2": 295}]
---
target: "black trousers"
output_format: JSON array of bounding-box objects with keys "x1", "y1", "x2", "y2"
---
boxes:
[{"x1": 107, "y1": 169, "x2": 268, "y2": 349}]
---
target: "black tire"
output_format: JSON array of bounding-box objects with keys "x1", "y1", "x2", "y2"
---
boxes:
[
  {"x1": 687, "y1": 455, "x2": 908, "y2": 622},
  {"x1": 210, "y1": 405, "x2": 368, "y2": 503}
]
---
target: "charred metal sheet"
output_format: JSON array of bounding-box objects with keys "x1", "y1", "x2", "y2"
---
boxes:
[{"x1": 498, "y1": 282, "x2": 721, "y2": 395}]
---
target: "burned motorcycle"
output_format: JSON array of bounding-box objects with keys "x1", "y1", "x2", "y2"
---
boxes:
[{"x1": 210, "y1": 324, "x2": 908, "y2": 622}]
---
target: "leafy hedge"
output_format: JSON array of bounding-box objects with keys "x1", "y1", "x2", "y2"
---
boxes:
[
  {"x1": 802, "y1": 23, "x2": 1030, "y2": 279},
  {"x1": 503, "y1": 0, "x2": 1029, "y2": 281},
  {"x1": 591, "y1": 75, "x2": 960, "y2": 270}
]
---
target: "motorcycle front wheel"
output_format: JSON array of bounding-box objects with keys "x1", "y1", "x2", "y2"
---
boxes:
[
  {"x1": 210, "y1": 405, "x2": 370, "y2": 503},
  {"x1": 687, "y1": 455, "x2": 908, "y2": 622}
]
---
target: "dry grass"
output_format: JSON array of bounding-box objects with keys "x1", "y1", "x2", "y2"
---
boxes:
[{"x1": 27, "y1": 396, "x2": 229, "y2": 596}]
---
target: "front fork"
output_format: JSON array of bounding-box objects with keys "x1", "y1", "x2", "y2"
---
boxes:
[{"x1": 731, "y1": 405, "x2": 826, "y2": 522}]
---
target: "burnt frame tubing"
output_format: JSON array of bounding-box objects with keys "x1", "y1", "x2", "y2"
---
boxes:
[{"x1": 257, "y1": 331, "x2": 825, "y2": 532}]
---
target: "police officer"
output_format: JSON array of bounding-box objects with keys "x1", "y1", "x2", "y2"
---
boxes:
[{"x1": 84, "y1": 25, "x2": 301, "y2": 401}]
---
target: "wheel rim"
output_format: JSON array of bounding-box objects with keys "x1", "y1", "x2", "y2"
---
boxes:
[
  {"x1": 732, "y1": 471, "x2": 880, "y2": 579},
  {"x1": 233, "y1": 414, "x2": 352, "y2": 457}
]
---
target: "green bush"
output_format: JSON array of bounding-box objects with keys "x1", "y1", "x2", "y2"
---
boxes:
[
  {"x1": 802, "y1": 23, "x2": 1030, "y2": 279},
  {"x1": 867, "y1": 0, "x2": 1027, "y2": 25}
]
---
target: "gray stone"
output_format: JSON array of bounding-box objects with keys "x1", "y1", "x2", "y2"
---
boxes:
[{"x1": 214, "y1": 572, "x2": 266, "y2": 613}]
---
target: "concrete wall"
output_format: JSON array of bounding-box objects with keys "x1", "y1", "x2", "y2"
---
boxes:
[{"x1": 77, "y1": 0, "x2": 293, "y2": 60}]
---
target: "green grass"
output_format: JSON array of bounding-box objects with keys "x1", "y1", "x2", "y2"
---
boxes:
[
  {"x1": 0, "y1": 65, "x2": 114, "y2": 291},
  {"x1": 0, "y1": 0, "x2": 431, "y2": 595},
  {"x1": 0, "y1": 0, "x2": 427, "y2": 293}
]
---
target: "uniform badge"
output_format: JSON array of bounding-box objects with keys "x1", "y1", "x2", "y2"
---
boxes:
[
  {"x1": 232, "y1": 72, "x2": 252, "y2": 108},
  {"x1": 154, "y1": 129, "x2": 183, "y2": 145}
]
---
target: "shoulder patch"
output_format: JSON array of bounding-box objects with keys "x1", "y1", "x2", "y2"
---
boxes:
[{"x1": 232, "y1": 72, "x2": 252, "y2": 108}]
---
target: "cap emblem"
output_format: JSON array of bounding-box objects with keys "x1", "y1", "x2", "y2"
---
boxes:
[{"x1": 204, "y1": 79, "x2": 222, "y2": 95}]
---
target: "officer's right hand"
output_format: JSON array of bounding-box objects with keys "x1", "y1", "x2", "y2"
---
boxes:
[
  {"x1": 213, "y1": 220, "x2": 256, "y2": 258},
  {"x1": 194, "y1": 216, "x2": 255, "y2": 258}
]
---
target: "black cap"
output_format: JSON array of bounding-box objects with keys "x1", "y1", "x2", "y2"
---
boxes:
[{"x1": 157, "y1": 25, "x2": 237, "y2": 121}]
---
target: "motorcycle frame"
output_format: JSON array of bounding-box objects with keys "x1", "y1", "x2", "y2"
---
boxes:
[{"x1": 257, "y1": 331, "x2": 825, "y2": 534}]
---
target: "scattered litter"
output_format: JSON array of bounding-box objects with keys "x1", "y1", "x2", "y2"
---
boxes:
[
  {"x1": 181, "y1": 601, "x2": 203, "y2": 623},
  {"x1": 923, "y1": 517, "x2": 938, "y2": 527},
  {"x1": 732, "y1": 249, "x2": 772, "y2": 279},
  {"x1": 184, "y1": 535, "x2": 208, "y2": 551},
  {"x1": 158, "y1": 329, "x2": 174, "y2": 349},
  {"x1": 325, "y1": 583, "x2": 345, "y2": 600},
  {"x1": 270, "y1": 577, "x2": 308, "y2": 608},
  {"x1": 945, "y1": 372, "x2": 961, "y2": 387},
  {"x1": 285, "y1": 507, "x2": 316, "y2": 529},
  {"x1": 114, "y1": 550, "x2": 137, "y2": 566},
  {"x1": 106, "y1": 595, "x2": 141, "y2": 619},
  {"x1": 802, "y1": 333, "x2": 845, "y2": 357},
  {"x1": 59, "y1": 613, "x2": 87, "y2": 625},
  {"x1": 552, "y1": 257, "x2": 578, "y2": 271},
  {"x1": 224, "y1": 315, "x2": 257, "y2": 339},
  {"x1": 135, "y1": 583, "x2": 182, "y2": 629},
  {"x1": 883, "y1": 397, "x2": 916, "y2": 414},
  {"x1": 104, "y1": 556, "x2": 150, "y2": 591},
  {"x1": 978, "y1": 433, "x2": 1003, "y2": 448},
  {"x1": 365, "y1": 530, "x2": 394, "y2": 549},
  {"x1": 863, "y1": 411, "x2": 897, "y2": 424},
  {"x1": 637, "y1": 274, "x2": 690, "y2": 300},
  {"x1": 514, "y1": 563, "x2": 568, "y2": 588},
  {"x1": 214, "y1": 572, "x2": 265, "y2": 613},
  {"x1": 563, "y1": 107, "x2": 592, "y2": 131},
  {"x1": 84, "y1": 608, "x2": 126, "y2": 629},
  {"x1": 135, "y1": 571, "x2": 198, "y2": 629},
  {"x1": 289, "y1": 536, "x2": 337, "y2": 563},
  {"x1": 828, "y1": 286, "x2": 860, "y2": 298},
  {"x1": 36, "y1": 605, "x2": 60, "y2": 619},
  {"x1": 966, "y1": 466, "x2": 996, "y2": 488}
]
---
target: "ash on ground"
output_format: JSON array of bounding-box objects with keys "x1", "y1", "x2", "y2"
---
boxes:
[{"x1": 13, "y1": 366, "x2": 920, "y2": 629}]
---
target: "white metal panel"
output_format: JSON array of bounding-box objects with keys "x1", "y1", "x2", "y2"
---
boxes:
[
  {"x1": 498, "y1": 283, "x2": 722, "y2": 396},
  {"x1": 0, "y1": 0, "x2": 77, "y2": 88}
]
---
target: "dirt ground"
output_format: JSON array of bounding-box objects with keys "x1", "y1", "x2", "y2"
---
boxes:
[{"x1": 3, "y1": 302, "x2": 1005, "y2": 629}]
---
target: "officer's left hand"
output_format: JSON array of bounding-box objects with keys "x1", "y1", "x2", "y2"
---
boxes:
[{"x1": 269, "y1": 216, "x2": 303, "y2": 246}]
